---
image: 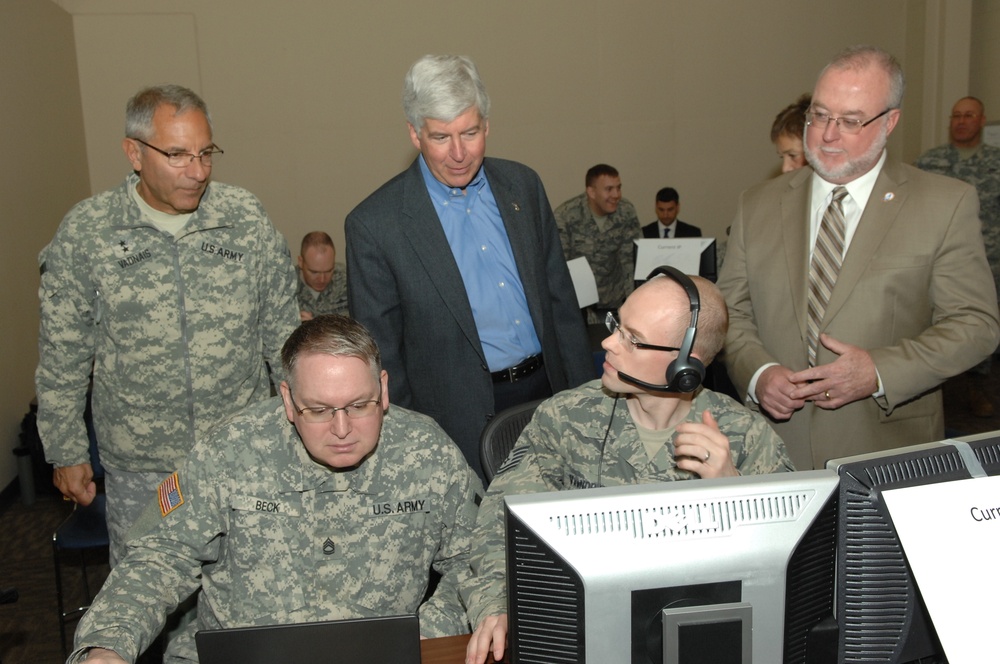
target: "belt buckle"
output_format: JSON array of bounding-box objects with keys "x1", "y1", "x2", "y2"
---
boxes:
[
  {"x1": 512, "y1": 356, "x2": 536, "y2": 382},
  {"x1": 494, "y1": 355, "x2": 539, "y2": 384}
]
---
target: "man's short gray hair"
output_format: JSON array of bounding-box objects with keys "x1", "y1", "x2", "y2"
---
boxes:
[
  {"x1": 281, "y1": 315, "x2": 382, "y2": 389},
  {"x1": 125, "y1": 84, "x2": 211, "y2": 141},
  {"x1": 821, "y1": 45, "x2": 905, "y2": 110},
  {"x1": 402, "y1": 55, "x2": 490, "y2": 131}
]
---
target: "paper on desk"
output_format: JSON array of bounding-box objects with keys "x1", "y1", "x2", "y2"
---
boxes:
[
  {"x1": 882, "y1": 475, "x2": 1000, "y2": 664},
  {"x1": 634, "y1": 238, "x2": 714, "y2": 279},
  {"x1": 567, "y1": 257, "x2": 598, "y2": 308}
]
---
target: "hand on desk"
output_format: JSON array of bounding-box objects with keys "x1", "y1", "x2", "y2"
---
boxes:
[{"x1": 466, "y1": 613, "x2": 507, "y2": 664}]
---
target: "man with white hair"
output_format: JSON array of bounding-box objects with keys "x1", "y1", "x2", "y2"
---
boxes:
[{"x1": 345, "y1": 54, "x2": 593, "y2": 481}]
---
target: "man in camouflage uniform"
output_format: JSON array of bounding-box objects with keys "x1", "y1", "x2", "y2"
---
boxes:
[
  {"x1": 296, "y1": 231, "x2": 348, "y2": 321},
  {"x1": 68, "y1": 315, "x2": 483, "y2": 664},
  {"x1": 463, "y1": 273, "x2": 794, "y2": 664},
  {"x1": 554, "y1": 164, "x2": 642, "y2": 323},
  {"x1": 915, "y1": 96, "x2": 1000, "y2": 417},
  {"x1": 35, "y1": 84, "x2": 299, "y2": 565}
]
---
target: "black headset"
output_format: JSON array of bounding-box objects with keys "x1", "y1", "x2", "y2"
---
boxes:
[{"x1": 616, "y1": 265, "x2": 705, "y2": 393}]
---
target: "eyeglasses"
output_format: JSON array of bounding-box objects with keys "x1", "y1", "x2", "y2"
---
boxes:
[
  {"x1": 950, "y1": 112, "x2": 982, "y2": 120},
  {"x1": 132, "y1": 138, "x2": 223, "y2": 167},
  {"x1": 605, "y1": 311, "x2": 680, "y2": 353},
  {"x1": 805, "y1": 108, "x2": 891, "y2": 134},
  {"x1": 288, "y1": 385, "x2": 383, "y2": 423}
]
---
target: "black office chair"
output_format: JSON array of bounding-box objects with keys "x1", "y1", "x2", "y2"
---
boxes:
[
  {"x1": 479, "y1": 399, "x2": 544, "y2": 484},
  {"x1": 52, "y1": 404, "x2": 108, "y2": 658}
]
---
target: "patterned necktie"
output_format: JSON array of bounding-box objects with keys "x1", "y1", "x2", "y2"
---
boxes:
[{"x1": 807, "y1": 186, "x2": 848, "y2": 366}]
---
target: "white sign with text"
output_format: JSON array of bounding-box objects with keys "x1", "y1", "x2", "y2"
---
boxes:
[
  {"x1": 633, "y1": 238, "x2": 714, "y2": 279},
  {"x1": 882, "y1": 475, "x2": 1000, "y2": 663}
]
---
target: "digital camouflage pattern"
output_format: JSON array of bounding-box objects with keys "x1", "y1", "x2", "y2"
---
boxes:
[
  {"x1": 915, "y1": 143, "x2": 1000, "y2": 295},
  {"x1": 104, "y1": 467, "x2": 173, "y2": 565},
  {"x1": 36, "y1": 174, "x2": 300, "y2": 473},
  {"x1": 296, "y1": 263, "x2": 349, "y2": 317},
  {"x1": 554, "y1": 193, "x2": 642, "y2": 314},
  {"x1": 69, "y1": 399, "x2": 483, "y2": 663},
  {"x1": 463, "y1": 380, "x2": 794, "y2": 625}
]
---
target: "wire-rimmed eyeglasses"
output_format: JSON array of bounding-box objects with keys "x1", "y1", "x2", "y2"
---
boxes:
[
  {"x1": 288, "y1": 384, "x2": 383, "y2": 423},
  {"x1": 805, "y1": 108, "x2": 891, "y2": 134},
  {"x1": 132, "y1": 138, "x2": 224, "y2": 168},
  {"x1": 605, "y1": 311, "x2": 680, "y2": 353}
]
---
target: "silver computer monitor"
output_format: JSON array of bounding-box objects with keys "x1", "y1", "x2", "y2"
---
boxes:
[{"x1": 504, "y1": 469, "x2": 839, "y2": 663}]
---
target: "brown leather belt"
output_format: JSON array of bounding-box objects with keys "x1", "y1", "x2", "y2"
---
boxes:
[{"x1": 491, "y1": 355, "x2": 543, "y2": 383}]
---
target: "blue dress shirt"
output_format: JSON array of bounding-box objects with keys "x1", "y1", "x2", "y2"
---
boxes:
[{"x1": 418, "y1": 156, "x2": 542, "y2": 371}]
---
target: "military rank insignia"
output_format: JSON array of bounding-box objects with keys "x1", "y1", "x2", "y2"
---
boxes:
[{"x1": 158, "y1": 472, "x2": 185, "y2": 517}]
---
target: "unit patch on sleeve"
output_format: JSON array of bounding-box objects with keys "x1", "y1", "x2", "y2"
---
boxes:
[{"x1": 158, "y1": 472, "x2": 185, "y2": 517}]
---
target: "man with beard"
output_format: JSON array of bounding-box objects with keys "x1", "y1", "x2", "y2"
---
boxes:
[{"x1": 717, "y1": 45, "x2": 999, "y2": 470}]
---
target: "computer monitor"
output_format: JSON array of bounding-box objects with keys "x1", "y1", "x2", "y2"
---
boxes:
[
  {"x1": 633, "y1": 238, "x2": 718, "y2": 284},
  {"x1": 826, "y1": 431, "x2": 1000, "y2": 663},
  {"x1": 504, "y1": 469, "x2": 840, "y2": 663},
  {"x1": 698, "y1": 240, "x2": 718, "y2": 283},
  {"x1": 195, "y1": 614, "x2": 420, "y2": 664}
]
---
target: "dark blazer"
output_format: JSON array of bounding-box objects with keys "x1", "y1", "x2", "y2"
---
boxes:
[
  {"x1": 717, "y1": 160, "x2": 1000, "y2": 470},
  {"x1": 345, "y1": 157, "x2": 593, "y2": 478},
  {"x1": 642, "y1": 219, "x2": 702, "y2": 238}
]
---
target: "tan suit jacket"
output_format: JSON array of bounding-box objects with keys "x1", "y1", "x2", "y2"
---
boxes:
[{"x1": 718, "y1": 159, "x2": 1000, "y2": 470}]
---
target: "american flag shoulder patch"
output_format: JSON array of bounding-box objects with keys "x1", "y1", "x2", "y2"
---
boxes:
[{"x1": 158, "y1": 472, "x2": 185, "y2": 517}]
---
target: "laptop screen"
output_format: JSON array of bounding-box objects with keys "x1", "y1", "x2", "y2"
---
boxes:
[{"x1": 195, "y1": 614, "x2": 420, "y2": 664}]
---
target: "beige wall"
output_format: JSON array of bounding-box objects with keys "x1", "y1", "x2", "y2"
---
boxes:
[
  {"x1": 916, "y1": 0, "x2": 1000, "y2": 145},
  {"x1": 3, "y1": 0, "x2": 997, "y2": 488},
  {"x1": 57, "y1": 0, "x2": 953, "y2": 252},
  {"x1": 972, "y1": 0, "x2": 1000, "y2": 119},
  {"x1": 0, "y1": 2, "x2": 90, "y2": 487}
]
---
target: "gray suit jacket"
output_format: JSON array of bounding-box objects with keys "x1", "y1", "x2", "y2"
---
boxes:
[
  {"x1": 718, "y1": 160, "x2": 1000, "y2": 470},
  {"x1": 345, "y1": 157, "x2": 593, "y2": 476}
]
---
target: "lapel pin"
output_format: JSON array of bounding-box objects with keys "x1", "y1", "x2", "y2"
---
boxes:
[
  {"x1": 512, "y1": 203, "x2": 520, "y2": 212},
  {"x1": 883, "y1": 192, "x2": 894, "y2": 202}
]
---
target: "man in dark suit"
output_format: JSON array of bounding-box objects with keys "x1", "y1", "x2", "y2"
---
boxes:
[
  {"x1": 717, "y1": 45, "x2": 1000, "y2": 470},
  {"x1": 641, "y1": 187, "x2": 702, "y2": 238},
  {"x1": 345, "y1": 55, "x2": 593, "y2": 481}
]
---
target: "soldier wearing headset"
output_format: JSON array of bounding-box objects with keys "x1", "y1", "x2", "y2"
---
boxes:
[{"x1": 461, "y1": 267, "x2": 795, "y2": 664}]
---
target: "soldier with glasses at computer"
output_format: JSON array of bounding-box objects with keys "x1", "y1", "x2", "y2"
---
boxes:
[{"x1": 69, "y1": 315, "x2": 482, "y2": 664}]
